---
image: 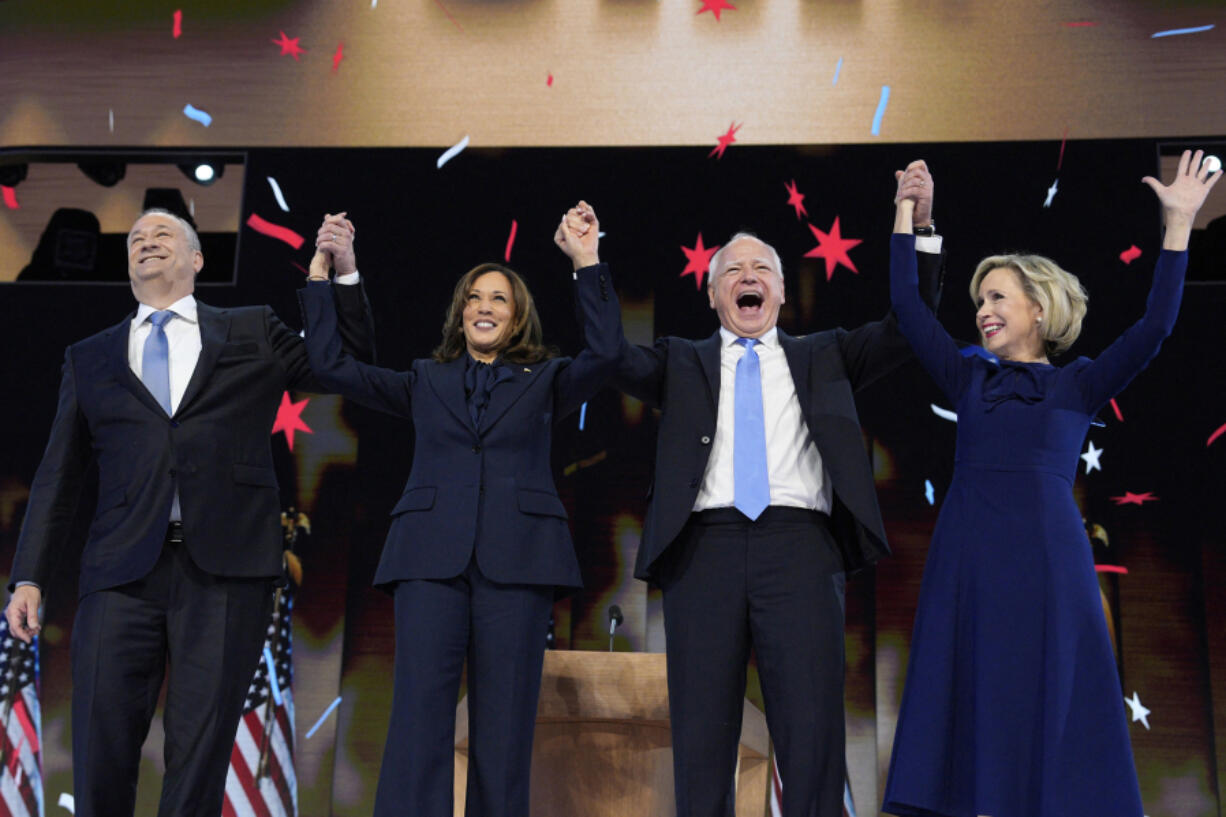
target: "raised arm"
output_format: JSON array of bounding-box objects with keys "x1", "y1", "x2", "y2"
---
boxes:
[
  {"x1": 837, "y1": 161, "x2": 949, "y2": 393},
  {"x1": 276, "y1": 213, "x2": 377, "y2": 392},
  {"x1": 551, "y1": 201, "x2": 625, "y2": 418},
  {"x1": 887, "y1": 162, "x2": 972, "y2": 403},
  {"x1": 296, "y1": 214, "x2": 414, "y2": 416},
  {"x1": 1077, "y1": 149, "x2": 1221, "y2": 412}
]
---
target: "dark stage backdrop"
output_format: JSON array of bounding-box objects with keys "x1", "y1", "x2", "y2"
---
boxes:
[{"x1": 1, "y1": 140, "x2": 1224, "y2": 815}]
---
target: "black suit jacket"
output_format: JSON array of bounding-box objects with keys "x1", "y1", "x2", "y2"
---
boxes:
[
  {"x1": 616, "y1": 250, "x2": 943, "y2": 581},
  {"x1": 11, "y1": 284, "x2": 375, "y2": 598},
  {"x1": 299, "y1": 263, "x2": 623, "y2": 590}
]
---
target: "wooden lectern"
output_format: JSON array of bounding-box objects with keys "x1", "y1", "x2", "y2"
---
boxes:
[{"x1": 454, "y1": 650, "x2": 770, "y2": 816}]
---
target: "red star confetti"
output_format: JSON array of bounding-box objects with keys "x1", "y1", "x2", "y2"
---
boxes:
[
  {"x1": 709, "y1": 122, "x2": 741, "y2": 160},
  {"x1": 784, "y1": 180, "x2": 808, "y2": 220},
  {"x1": 246, "y1": 213, "x2": 305, "y2": 249},
  {"x1": 504, "y1": 219, "x2": 518, "y2": 262},
  {"x1": 272, "y1": 392, "x2": 313, "y2": 450},
  {"x1": 271, "y1": 31, "x2": 306, "y2": 60},
  {"x1": 173, "y1": 9, "x2": 182, "y2": 38},
  {"x1": 804, "y1": 217, "x2": 862, "y2": 280},
  {"x1": 2, "y1": 186, "x2": 18, "y2": 209},
  {"x1": 1111, "y1": 491, "x2": 1158, "y2": 506},
  {"x1": 1207, "y1": 422, "x2": 1226, "y2": 447},
  {"x1": 680, "y1": 233, "x2": 720, "y2": 290},
  {"x1": 332, "y1": 42, "x2": 344, "y2": 72},
  {"x1": 1119, "y1": 245, "x2": 1142, "y2": 264},
  {"x1": 697, "y1": 0, "x2": 737, "y2": 21}
]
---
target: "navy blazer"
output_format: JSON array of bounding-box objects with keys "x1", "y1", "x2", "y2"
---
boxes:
[
  {"x1": 299, "y1": 264, "x2": 622, "y2": 590},
  {"x1": 616, "y1": 249, "x2": 944, "y2": 581},
  {"x1": 11, "y1": 284, "x2": 376, "y2": 598}
]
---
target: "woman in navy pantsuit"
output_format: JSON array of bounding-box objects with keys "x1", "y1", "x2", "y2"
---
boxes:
[{"x1": 300, "y1": 204, "x2": 621, "y2": 816}]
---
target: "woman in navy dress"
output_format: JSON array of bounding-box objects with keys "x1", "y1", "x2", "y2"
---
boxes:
[
  {"x1": 301, "y1": 203, "x2": 621, "y2": 817},
  {"x1": 883, "y1": 151, "x2": 1221, "y2": 817}
]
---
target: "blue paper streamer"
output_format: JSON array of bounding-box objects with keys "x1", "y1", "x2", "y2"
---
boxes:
[
  {"x1": 182, "y1": 104, "x2": 212, "y2": 127},
  {"x1": 263, "y1": 645, "x2": 283, "y2": 706},
  {"x1": 306, "y1": 696, "x2": 343, "y2": 739},
  {"x1": 871, "y1": 86, "x2": 890, "y2": 136}
]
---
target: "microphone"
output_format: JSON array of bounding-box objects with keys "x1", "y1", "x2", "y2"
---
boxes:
[{"x1": 607, "y1": 604, "x2": 624, "y2": 652}]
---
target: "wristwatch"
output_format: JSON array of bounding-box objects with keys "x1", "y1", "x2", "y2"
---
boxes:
[{"x1": 914, "y1": 222, "x2": 936, "y2": 237}]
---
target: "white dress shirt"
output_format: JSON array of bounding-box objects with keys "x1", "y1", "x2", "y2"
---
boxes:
[
  {"x1": 693, "y1": 327, "x2": 832, "y2": 514},
  {"x1": 129, "y1": 295, "x2": 201, "y2": 522}
]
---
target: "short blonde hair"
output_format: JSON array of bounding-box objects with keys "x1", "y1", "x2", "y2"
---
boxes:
[{"x1": 969, "y1": 254, "x2": 1088, "y2": 357}]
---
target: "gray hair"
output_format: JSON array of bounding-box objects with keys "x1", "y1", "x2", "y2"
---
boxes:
[
  {"x1": 708, "y1": 231, "x2": 784, "y2": 284},
  {"x1": 128, "y1": 208, "x2": 201, "y2": 254}
]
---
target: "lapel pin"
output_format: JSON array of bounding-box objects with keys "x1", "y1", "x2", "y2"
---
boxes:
[{"x1": 523, "y1": 367, "x2": 531, "y2": 373}]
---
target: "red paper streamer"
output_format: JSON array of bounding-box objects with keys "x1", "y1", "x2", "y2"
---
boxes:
[
  {"x1": 1062, "y1": 21, "x2": 1098, "y2": 27},
  {"x1": 504, "y1": 220, "x2": 518, "y2": 262},
  {"x1": 246, "y1": 213, "x2": 304, "y2": 249},
  {"x1": 1119, "y1": 245, "x2": 1142, "y2": 264},
  {"x1": 547, "y1": 74, "x2": 554, "y2": 87},
  {"x1": 173, "y1": 10, "x2": 182, "y2": 38},
  {"x1": 432, "y1": 0, "x2": 465, "y2": 33},
  {"x1": 2, "y1": 186, "x2": 18, "y2": 209},
  {"x1": 1057, "y1": 125, "x2": 1069, "y2": 170},
  {"x1": 1110, "y1": 398, "x2": 1124, "y2": 422},
  {"x1": 1208, "y1": 422, "x2": 1226, "y2": 447},
  {"x1": 1095, "y1": 565, "x2": 1129, "y2": 574},
  {"x1": 332, "y1": 42, "x2": 344, "y2": 72}
]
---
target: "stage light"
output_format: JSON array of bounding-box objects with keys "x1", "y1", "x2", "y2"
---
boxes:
[
  {"x1": 77, "y1": 160, "x2": 127, "y2": 187},
  {"x1": 178, "y1": 161, "x2": 224, "y2": 186}
]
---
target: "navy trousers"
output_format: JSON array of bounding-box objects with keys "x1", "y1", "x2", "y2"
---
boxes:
[{"x1": 374, "y1": 559, "x2": 554, "y2": 817}]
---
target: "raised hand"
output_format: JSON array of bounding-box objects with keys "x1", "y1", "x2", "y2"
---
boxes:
[
  {"x1": 894, "y1": 160, "x2": 934, "y2": 227},
  {"x1": 554, "y1": 200, "x2": 600, "y2": 270},
  {"x1": 1143, "y1": 149, "x2": 1222, "y2": 250},
  {"x1": 312, "y1": 212, "x2": 357, "y2": 278}
]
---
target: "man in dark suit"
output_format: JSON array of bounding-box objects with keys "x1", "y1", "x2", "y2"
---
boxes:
[
  {"x1": 613, "y1": 162, "x2": 941, "y2": 816},
  {"x1": 4, "y1": 208, "x2": 373, "y2": 817}
]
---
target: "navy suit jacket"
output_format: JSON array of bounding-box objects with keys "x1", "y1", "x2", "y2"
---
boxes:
[
  {"x1": 616, "y1": 249, "x2": 943, "y2": 581},
  {"x1": 11, "y1": 284, "x2": 375, "y2": 598},
  {"x1": 299, "y1": 263, "x2": 622, "y2": 590}
]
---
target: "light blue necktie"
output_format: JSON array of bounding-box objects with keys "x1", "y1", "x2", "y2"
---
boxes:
[
  {"x1": 733, "y1": 338, "x2": 770, "y2": 520},
  {"x1": 143, "y1": 310, "x2": 174, "y2": 415}
]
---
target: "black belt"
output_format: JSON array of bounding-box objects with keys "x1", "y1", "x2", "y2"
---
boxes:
[
  {"x1": 165, "y1": 521, "x2": 185, "y2": 544},
  {"x1": 691, "y1": 506, "x2": 828, "y2": 526}
]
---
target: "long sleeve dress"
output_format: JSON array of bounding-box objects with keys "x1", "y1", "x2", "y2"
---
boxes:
[{"x1": 882, "y1": 233, "x2": 1185, "y2": 817}]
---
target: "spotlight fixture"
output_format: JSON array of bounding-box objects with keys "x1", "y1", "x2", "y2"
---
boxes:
[
  {"x1": 0, "y1": 163, "x2": 28, "y2": 188},
  {"x1": 77, "y1": 160, "x2": 127, "y2": 187},
  {"x1": 178, "y1": 161, "x2": 224, "y2": 187}
]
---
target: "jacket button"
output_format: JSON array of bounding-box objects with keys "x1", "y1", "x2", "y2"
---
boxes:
[
  {"x1": 472, "y1": 444, "x2": 481, "y2": 453},
  {"x1": 700, "y1": 435, "x2": 711, "y2": 445},
  {"x1": 170, "y1": 420, "x2": 180, "y2": 428},
  {"x1": 168, "y1": 468, "x2": 176, "y2": 477},
  {"x1": 690, "y1": 478, "x2": 699, "y2": 488}
]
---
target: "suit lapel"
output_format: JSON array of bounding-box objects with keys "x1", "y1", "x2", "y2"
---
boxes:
[
  {"x1": 425, "y1": 356, "x2": 474, "y2": 432},
  {"x1": 479, "y1": 362, "x2": 539, "y2": 434},
  {"x1": 778, "y1": 330, "x2": 812, "y2": 410},
  {"x1": 697, "y1": 332, "x2": 722, "y2": 408},
  {"x1": 108, "y1": 312, "x2": 167, "y2": 416},
  {"x1": 176, "y1": 302, "x2": 228, "y2": 416}
]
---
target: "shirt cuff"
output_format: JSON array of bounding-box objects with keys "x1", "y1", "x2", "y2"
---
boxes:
[
  {"x1": 14, "y1": 581, "x2": 40, "y2": 591},
  {"x1": 915, "y1": 235, "x2": 943, "y2": 254},
  {"x1": 334, "y1": 271, "x2": 360, "y2": 285}
]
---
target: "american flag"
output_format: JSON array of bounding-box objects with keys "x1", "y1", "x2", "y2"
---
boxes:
[
  {"x1": 0, "y1": 618, "x2": 41, "y2": 817},
  {"x1": 223, "y1": 587, "x2": 297, "y2": 817},
  {"x1": 769, "y1": 755, "x2": 856, "y2": 817}
]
